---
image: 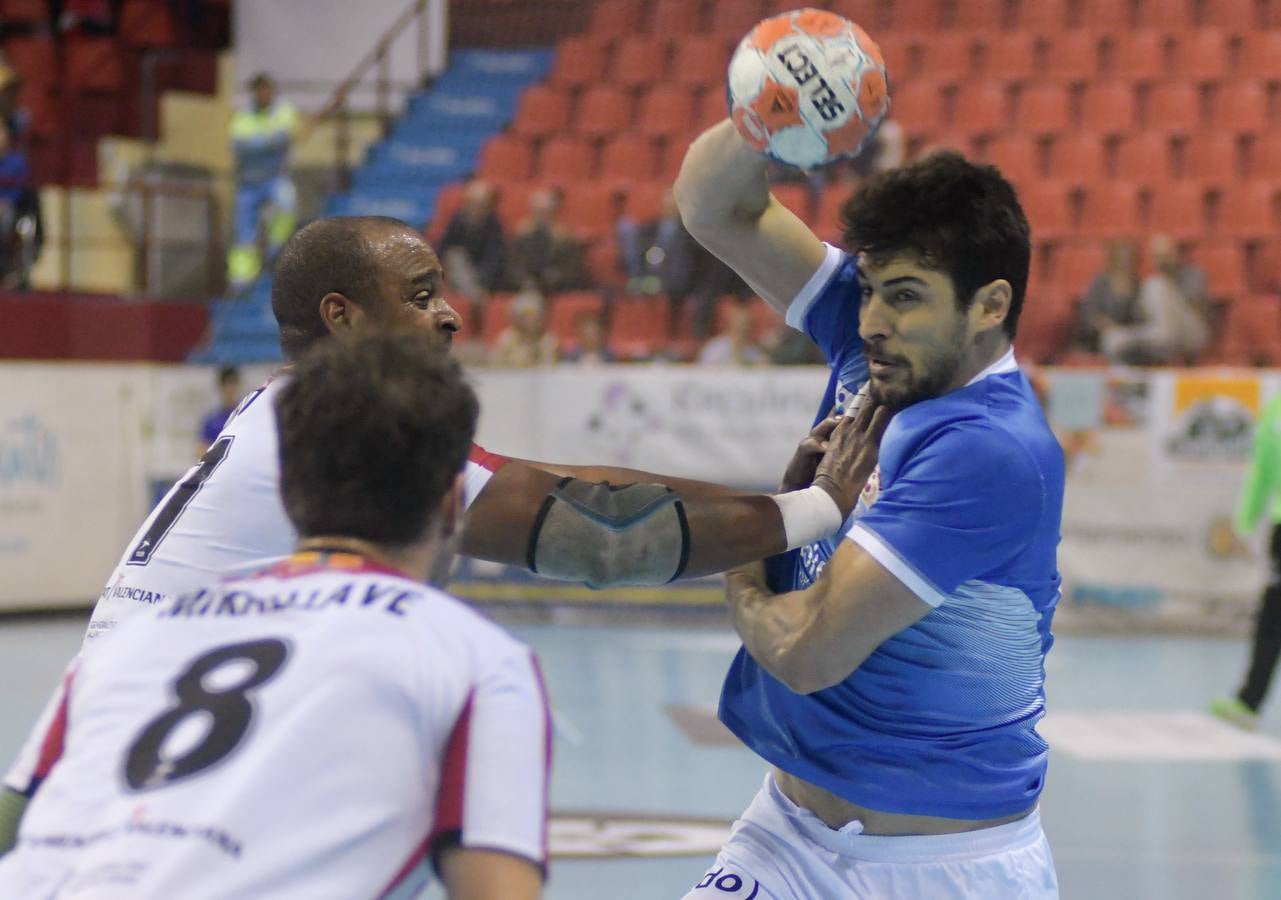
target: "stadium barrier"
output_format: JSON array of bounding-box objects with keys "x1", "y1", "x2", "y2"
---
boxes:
[{"x1": 0, "y1": 363, "x2": 1274, "y2": 632}]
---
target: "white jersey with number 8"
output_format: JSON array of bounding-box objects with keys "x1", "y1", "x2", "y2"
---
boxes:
[{"x1": 0, "y1": 554, "x2": 551, "y2": 900}]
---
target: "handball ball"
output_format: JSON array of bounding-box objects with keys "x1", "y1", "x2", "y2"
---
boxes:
[{"x1": 728, "y1": 8, "x2": 890, "y2": 169}]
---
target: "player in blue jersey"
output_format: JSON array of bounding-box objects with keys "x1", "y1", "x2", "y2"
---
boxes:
[{"x1": 675, "y1": 122, "x2": 1065, "y2": 899}]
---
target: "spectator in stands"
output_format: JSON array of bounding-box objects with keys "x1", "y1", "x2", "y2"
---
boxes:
[
  {"x1": 227, "y1": 73, "x2": 300, "y2": 293},
  {"x1": 59, "y1": 0, "x2": 115, "y2": 33},
  {"x1": 197, "y1": 365, "x2": 242, "y2": 457},
  {"x1": 697, "y1": 304, "x2": 766, "y2": 367},
  {"x1": 559, "y1": 309, "x2": 614, "y2": 365},
  {"x1": 0, "y1": 65, "x2": 29, "y2": 145},
  {"x1": 491, "y1": 285, "x2": 557, "y2": 367},
  {"x1": 0, "y1": 118, "x2": 35, "y2": 289},
  {"x1": 438, "y1": 178, "x2": 505, "y2": 300},
  {"x1": 616, "y1": 189, "x2": 752, "y2": 340},
  {"x1": 1102, "y1": 234, "x2": 1209, "y2": 365},
  {"x1": 765, "y1": 320, "x2": 825, "y2": 366},
  {"x1": 1073, "y1": 240, "x2": 1140, "y2": 356},
  {"x1": 506, "y1": 187, "x2": 586, "y2": 292}
]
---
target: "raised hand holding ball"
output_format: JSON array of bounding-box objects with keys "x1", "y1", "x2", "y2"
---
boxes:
[{"x1": 728, "y1": 8, "x2": 890, "y2": 169}]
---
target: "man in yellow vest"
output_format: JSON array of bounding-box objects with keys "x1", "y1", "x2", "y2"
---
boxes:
[{"x1": 227, "y1": 73, "x2": 299, "y2": 292}]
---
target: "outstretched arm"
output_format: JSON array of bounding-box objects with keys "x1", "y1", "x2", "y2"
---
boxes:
[{"x1": 674, "y1": 119, "x2": 828, "y2": 314}]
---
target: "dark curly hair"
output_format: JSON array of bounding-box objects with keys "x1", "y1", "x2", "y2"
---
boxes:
[
  {"x1": 841, "y1": 151, "x2": 1031, "y2": 339},
  {"x1": 276, "y1": 330, "x2": 478, "y2": 546}
]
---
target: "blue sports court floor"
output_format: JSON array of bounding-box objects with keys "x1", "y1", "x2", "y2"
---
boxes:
[{"x1": 3, "y1": 611, "x2": 1280, "y2": 899}]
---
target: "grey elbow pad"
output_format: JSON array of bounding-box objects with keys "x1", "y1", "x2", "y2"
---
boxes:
[{"x1": 527, "y1": 477, "x2": 691, "y2": 588}]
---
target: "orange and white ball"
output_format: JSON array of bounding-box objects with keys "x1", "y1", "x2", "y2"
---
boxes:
[{"x1": 728, "y1": 8, "x2": 890, "y2": 169}]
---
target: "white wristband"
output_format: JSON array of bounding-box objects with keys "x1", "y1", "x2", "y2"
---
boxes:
[{"x1": 772, "y1": 485, "x2": 845, "y2": 551}]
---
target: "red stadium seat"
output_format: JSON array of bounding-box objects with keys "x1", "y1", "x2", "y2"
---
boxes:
[
  {"x1": 880, "y1": 39, "x2": 914, "y2": 85},
  {"x1": 1135, "y1": 0, "x2": 1195, "y2": 28},
  {"x1": 636, "y1": 84, "x2": 696, "y2": 137},
  {"x1": 1240, "y1": 33, "x2": 1281, "y2": 80},
  {"x1": 537, "y1": 136, "x2": 596, "y2": 183},
  {"x1": 1015, "y1": 0, "x2": 1070, "y2": 29},
  {"x1": 494, "y1": 182, "x2": 537, "y2": 231},
  {"x1": 916, "y1": 33, "x2": 977, "y2": 82},
  {"x1": 1201, "y1": 0, "x2": 1263, "y2": 29},
  {"x1": 623, "y1": 181, "x2": 668, "y2": 221},
  {"x1": 1055, "y1": 241, "x2": 1109, "y2": 295},
  {"x1": 587, "y1": 238, "x2": 624, "y2": 286},
  {"x1": 1079, "y1": 83, "x2": 1137, "y2": 134},
  {"x1": 1252, "y1": 134, "x2": 1281, "y2": 179},
  {"x1": 511, "y1": 85, "x2": 571, "y2": 139},
  {"x1": 1181, "y1": 133, "x2": 1242, "y2": 181},
  {"x1": 953, "y1": 83, "x2": 1008, "y2": 136},
  {"x1": 1213, "y1": 83, "x2": 1269, "y2": 136},
  {"x1": 612, "y1": 36, "x2": 670, "y2": 87},
  {"x1": 1144, "y1": 182, "x2": 1208, "y2": 238},
  {"x1": 587, "y1": 0, "x2": 646, "y2": 38},
  {"x1": 1016, "y1": 84, "x2": 1071, "y2": 136},
  {"x1": 707, "y1": 0, "x2": 768, "y2": 39},
  {"x1": 1044, "y1": 31, "x2": 1104, "y2": 83},
  {"x1": 119, "y1": 0, "x2": 180, "y2": 48},
  {"x1": 599, "y1": 134, "x2": 658, "y2": 181},
  {"x1": 770, "y1": 182, "x2": 812, "y2": 220},
  {"x1": 647, "y1": 0, "x2": 705, "y2": 34},
  {"x1": 1216, "y1": 184, "x2": 1278, "y2": 239},
  {"x1": 947, "y1": 0, "x2": 1007, "y2": 29},
  {"x1": 1082, "y1": 0, "x2": 1137, "y2": 27},
  {"x1": 609, "y1": 296, "x2": 671, "y2": 359},
  {"x1": 0, "y1": 0, "x2": 49, "y2": 25},
  {"x1": 575, "y1": 85, "x2": 634, "y2": 138},
  {"x1": 1050, "y1": 134, "x2": 1108, "y2": 184},
  {"x1": 1220, "y1": 296, "x2": 1281, "y2": 366},
  {"x1": 1021, "y1": 181, "x2": 1075, "y2": 238},
  {"x1": 560, "y1": 184, "x2": 619, "y2": 239},
  {"x1": 481, "y1": 293, "x2": 515, "y2": 346},
  {"x1": 1143, "y1": 82, "x2": 1202, "y2": 134},
  {"x1": 1177, "y1": 30, "x2": 1232, "y2": 84},
  {"x1": 63, "y1": 36, "x2": 126, "y2": 93},
  {"x1": 657, "y1": 134, "x2": 695, "y2": 180},
  {"x1": 426, "y1": 182, "x2": 465, "y2": 242},
  {"x1": 1249, "y1": 238, "x2": 1281, "y2": 292},
  {"x1": 828, "y1": 0, "x2": 882, "y2": 28},
  {"x1": 2, "y1": 35, "x2": 56, "y2": 88},
  {"x1": 1191, "y1": 238, "x2": 1247, "y2": 298},
  {"x1": 476, "y1": 135, "x2": 534, "y2": 181},
  {"x1": 984, "y1": 32, "x2": 1039, "y2": 84},
  {"x1": 548, "y1": 292, "x2": 606, "y2": 344},
  {"x1": 1110, "y1": 31, "x2": 1171, "y2": 82},
  {"x1": 691, "y1": 91, "x2": 729, "y2": 133},
  {"x1": 548, "y1": 35, "x2": 611, "y2": 87},
  {"x1": 981, "y1": 135, "x2": 1042, "y2": 184},
  {"x1": 1079, "y1": 183, "x2": 1142, "y2": 238},
  {"x1": 671, "y1": 35, "x2": 731, "y2": 88},
  {"x1": 1115, "y1": 133, "x2": 1174, "y2": 182},
  {"x1": 891, "y1": 81, "x2": 947, "y2": 135},
  {"x1": 815, "y1": 183, "x2": 853, "y2": 241},
  {"x1": 882, "y1": 0, "x2": 943, "y2": 31}
]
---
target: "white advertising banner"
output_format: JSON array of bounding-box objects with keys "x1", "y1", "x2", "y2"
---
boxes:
[{"x1": 0, "y1": 365, "x2": 148, "y2": 611}]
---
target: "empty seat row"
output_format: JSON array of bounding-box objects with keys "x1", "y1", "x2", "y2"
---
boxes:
[
  {"x1": 511, "y1": 82, "x2": 726, "y2": 139},
  {"x1": 894, "y1": 80, "x2": 1277, "y2": 138},
  {"x1": 479, "y1": 131, "x2": 706, "y2": 184}
]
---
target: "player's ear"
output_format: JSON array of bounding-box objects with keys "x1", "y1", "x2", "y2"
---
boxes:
[
  {"x1": 318, "y1": 292, "x2": 366, "y2": 337},
  {"x1": 969, "y1": 279, "x2": 1011, "y2": 334}
]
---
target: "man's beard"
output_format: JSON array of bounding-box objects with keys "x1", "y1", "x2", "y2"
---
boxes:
[{"x1": 866, "y1": 327, "x2": 966, "y2": 411}]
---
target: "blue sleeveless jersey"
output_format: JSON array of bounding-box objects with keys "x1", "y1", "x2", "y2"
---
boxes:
[{"x1": 719, "y1": 244, "x2": 1065, "y2": 819}]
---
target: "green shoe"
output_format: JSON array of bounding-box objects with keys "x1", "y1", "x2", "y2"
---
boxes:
[{"x1": 1210, "y1": 696, "x2": 1260, "y2": 731}]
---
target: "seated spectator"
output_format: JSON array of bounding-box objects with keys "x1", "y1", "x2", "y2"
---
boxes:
[
  {"x1": 0, "y1": 66, "x2": 29, "y2": 145},
  {"x1": 616, "y1": 189, "x2": 751, "y2": 339},
  {"x1": 438, "y1": 178, "x2": 505, "y2": 300},
  {"x1": 1102, "y1": 234, "x2": 1209, "y2": 365},
  {"x1": 765, "y1": 320, "x2": 825, "y2": 365},
  {"x1": 1073, "y1": 240, "x2": 1140, "y2": 355},
  {"x1": 0, "y1": 119, "x2": 35, "y2": 288},
  {"x1": 491, "y1": 286, "x2": 557, "y2": 367},
  {"x1": 507, "y1": 187, "x2": 586, "y2": 292},
  {"x1": 559, "y1": 309, "x2": 614, "y2": 365},
  {"x1": 198, "y1": 366, "x2": 242, "y2": 457},
  {"x1": 697, "y1": 304, "x2": 767, "y2": 366}
]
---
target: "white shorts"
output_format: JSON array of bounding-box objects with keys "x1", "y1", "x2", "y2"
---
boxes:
[{"x1": 681, "y1": 774, "x2": 1058, "y2": 900}]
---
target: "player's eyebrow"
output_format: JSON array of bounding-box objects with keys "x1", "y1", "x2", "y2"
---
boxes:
[
  {"x1": 857, "y1": 266, "x2": 928, "y2": 288},
  {"x1": 410, "y1": 269, "x2": 442, "y2": 286}
]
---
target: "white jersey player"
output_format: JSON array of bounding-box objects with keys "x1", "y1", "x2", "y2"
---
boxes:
[
  {"x1": 0, "y1": 331, "x2": 550, "y2": 900},
  {"x1": 0, "y1": 554, "x2": 550, "y2": 900}
]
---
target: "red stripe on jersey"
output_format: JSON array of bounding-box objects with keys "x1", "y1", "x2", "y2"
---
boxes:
[
  {"x1": 430, "y1": 689, "x2": 475, "y2": 842},
  {"x1": 530, "y1": 652, "x2": 553, "y2": 866},
  {"x1": 32, "y1": 669, "x2": 75, "y2": 783},
  {"x1": 468, "y1": 444, "x2": 509, "y2": 473}
]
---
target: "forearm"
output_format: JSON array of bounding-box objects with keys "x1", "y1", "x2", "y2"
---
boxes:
[
  {"x1": 674, "y1": 119, "x2": 771, "y2": 241},
  {"x1": 726, "y1": 570, "x2": 824, "y2": 693}
]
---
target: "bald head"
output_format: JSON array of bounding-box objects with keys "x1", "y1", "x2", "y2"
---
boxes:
[{"x1": 271, "y1": 216, "x2": 454, "y2": 359}]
